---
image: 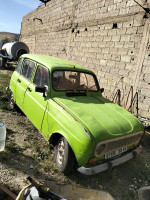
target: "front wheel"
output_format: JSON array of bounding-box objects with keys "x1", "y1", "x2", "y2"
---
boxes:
[{"x1": 54, "y1": 136, "x2": 76, "y2": 175}]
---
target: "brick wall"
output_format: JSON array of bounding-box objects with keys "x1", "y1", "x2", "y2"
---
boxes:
[{"x1": 20, "y1": 0, "x2": 150, "y2": 119}]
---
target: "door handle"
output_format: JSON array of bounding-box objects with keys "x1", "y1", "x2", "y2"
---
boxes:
[
  {"x1": 27, "y1": 87, "x2": 32, "y2": 92},
  {"x1": 17, "y1": 79, "x2": 21, "y2": 83}
]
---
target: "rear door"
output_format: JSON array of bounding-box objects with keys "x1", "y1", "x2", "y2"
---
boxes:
[
  {"x1": 15, "y1": 59, "x2": 35, "y2": 111},
  {"x1": 9, "y1": 58, "x2": 23, "y2": 99},
  {"x1": 23, "y1": 64, "x2": 50, "y2": 132}
]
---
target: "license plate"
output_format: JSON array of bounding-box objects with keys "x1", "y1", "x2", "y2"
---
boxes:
[{"x1": 105, "y1": 147, "x2": 127, "y2": 159}]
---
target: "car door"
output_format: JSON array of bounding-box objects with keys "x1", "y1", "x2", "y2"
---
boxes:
[
  {"x1": 10, "y1": 58, "x2": 23, "y2": 100},
  {"x1": 23, "y1": 64, "x2": 49, "y2": 132},
  {"x1": 15, "y1": 59, "x2": 35, "y2": 111}
]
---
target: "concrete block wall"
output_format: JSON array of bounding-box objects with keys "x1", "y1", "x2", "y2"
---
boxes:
[
  {"x1": 20, "y1": 0, "x2": 150, "y2": 119},
  {"x1": 138, "y1": 32, "x2": 150, "y2": 118}
]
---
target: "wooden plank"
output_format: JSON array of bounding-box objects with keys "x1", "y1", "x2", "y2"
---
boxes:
[{"x1": 0, "y1": 183, "x2": 17, "y2": 200}]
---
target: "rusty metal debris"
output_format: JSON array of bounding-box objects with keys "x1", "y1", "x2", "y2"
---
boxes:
[{"x1": 0, "y1": 183, "x2": 17, "y2": 199}]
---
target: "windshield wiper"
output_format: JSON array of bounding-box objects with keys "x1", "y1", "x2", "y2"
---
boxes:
[
  {"x1": 66, "y1": 92, "x2": 87, "y2": 97},
  {"x1": 74, "y1": 84, "x2": 88, "y2": 92}
]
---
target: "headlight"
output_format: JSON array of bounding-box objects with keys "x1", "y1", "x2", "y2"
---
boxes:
[{"x1": 95, "y1": 144, "x2": 106, "y2": 157}]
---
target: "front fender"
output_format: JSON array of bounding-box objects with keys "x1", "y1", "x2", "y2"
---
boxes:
[
  {"x1": 50, "y1": 128, "x2": 93, "y2": 167},
  {"x1": 44, "y1": 99, "x2": 94, "y2": 166}
]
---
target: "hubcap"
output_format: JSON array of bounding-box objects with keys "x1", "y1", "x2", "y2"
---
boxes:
[{"x1": 57, "y1": 138, "x2": 65, "y2": 165}]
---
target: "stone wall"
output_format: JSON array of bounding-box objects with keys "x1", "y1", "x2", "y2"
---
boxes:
[{"x1": 20, "y1": 0, "x2": 150, "y2": 119}]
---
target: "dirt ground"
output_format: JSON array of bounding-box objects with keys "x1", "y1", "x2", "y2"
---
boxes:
[
  {"x1": 0, "y1": 111, "x2": 47, "y2": 194},
  {"x1": 0, "y1": 63, "x2": 150, "y2": 200}
]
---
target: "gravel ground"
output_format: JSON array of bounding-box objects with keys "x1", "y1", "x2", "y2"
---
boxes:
[
  {"x1": 0, "y1": 110, "x2": 51, "y2": 199},
  {"x1": 0, "y1": 111, "x2": 32, "y2": 194}
]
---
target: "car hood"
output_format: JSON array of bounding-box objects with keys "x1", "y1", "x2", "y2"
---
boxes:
[{"x1": 53, "y1": 95, "x2": 144, "y2": 143}]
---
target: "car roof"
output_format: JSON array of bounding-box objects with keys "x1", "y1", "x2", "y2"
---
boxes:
[{"x1": 21, "y1": 54, "x2": 93, "y2": 73}]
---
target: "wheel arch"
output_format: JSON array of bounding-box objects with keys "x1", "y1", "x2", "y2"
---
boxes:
[
  {"x1": 49, "y1": 132, "x2": 78, "y2": 164},
  {"x1": 49, "y1": 132, "x2": 62, "y2": 147}
]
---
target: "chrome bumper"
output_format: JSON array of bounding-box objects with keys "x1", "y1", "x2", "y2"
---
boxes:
[{"x1": 77, "y1": 145, "x2": 142, "y2": 175}]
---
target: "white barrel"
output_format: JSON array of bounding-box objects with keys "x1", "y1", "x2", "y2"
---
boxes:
[
  {"x1": 2, "y1": 42, "x2": 29, "y2": 59},
  {"x1": 0, "y1": 121, "x2": 6, "y2": 151}
]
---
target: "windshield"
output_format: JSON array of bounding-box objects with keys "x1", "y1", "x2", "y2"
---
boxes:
[{"x1": 52, "y1": 70, "x2": 98, "y2": 91}]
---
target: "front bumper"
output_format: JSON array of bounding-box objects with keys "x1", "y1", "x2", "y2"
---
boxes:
[{"x1": 77, "y1": 145, "x2": 142, "y2": 175}]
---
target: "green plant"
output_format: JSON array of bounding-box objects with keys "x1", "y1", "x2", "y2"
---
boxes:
[
  {"x1": 6, "y1": 140, "x2": 24, "y2": 153},
  {"x1": 0, "y1": 73, "x2": 11, "y2": 110}
]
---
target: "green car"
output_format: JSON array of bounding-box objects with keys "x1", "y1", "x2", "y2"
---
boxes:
[{"x1": 9, "y1": 54, "x2": 144, "y2": 175}]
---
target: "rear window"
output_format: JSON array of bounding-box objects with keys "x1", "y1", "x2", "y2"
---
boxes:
[
  {"x1": 22, "y1": 60, "x2": 35, "y2": 80},
  {"x1": 15, "y1": 58, "x2": 23, "y2": 73}
]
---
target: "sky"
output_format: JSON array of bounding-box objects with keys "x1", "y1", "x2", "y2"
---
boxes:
[{"x1": 0, "y1": 0, "x2": 41, "y2": 34}]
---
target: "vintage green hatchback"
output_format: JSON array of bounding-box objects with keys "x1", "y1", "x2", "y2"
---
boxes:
[{"x1": 9, "y1": 54, "x2": 144, "y2": 175}]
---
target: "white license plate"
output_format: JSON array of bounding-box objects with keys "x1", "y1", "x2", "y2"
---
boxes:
[{"x1": 105, "y1": 147, "x2": 127, "y2": 159}]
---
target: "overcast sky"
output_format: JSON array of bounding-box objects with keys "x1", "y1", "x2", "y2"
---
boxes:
[{"x1": 0, "y1": 0, "x2": 41, "y2": 34}]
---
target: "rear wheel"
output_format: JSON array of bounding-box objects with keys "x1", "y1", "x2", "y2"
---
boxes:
[
  {"x1": 54, "y1": 136, "x2": 76, "y2": 175},
  {"x1": 9, "y1": 92, "x2": 15, "y2": 110}
]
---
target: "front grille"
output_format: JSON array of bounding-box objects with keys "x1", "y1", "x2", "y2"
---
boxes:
[{"x1": 94, "y1": 131, "x2": 143, "y2": 157}]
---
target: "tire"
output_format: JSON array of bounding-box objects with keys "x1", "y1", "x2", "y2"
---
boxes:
[
  {"x1": 54, "y1": 136, "x2": 76, "y2": 175},
  {"x1": 2, "y1": 58, "x2": 7, "y2": 68},
  {"x1": 8, "y1": 91, "x2": 15, "y2": 110}
]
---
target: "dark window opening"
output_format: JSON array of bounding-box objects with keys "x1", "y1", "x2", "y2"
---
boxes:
[{"x1": 112, "y1": 23, "x2": 118, "y2": 29}]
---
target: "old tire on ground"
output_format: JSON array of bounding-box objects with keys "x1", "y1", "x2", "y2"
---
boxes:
[
  {"x1": 54, "y1": 136, "x2": 76, "y2": 175},
  {"x1": 9, "y1": 91, "x2": 15, "y2": 110}
]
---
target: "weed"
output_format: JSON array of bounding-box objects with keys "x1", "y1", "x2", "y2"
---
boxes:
[
  {"x1": 0, "y1": 73, "x2": 11, "y2": 110},
  {"x1": 17, "y1": 121, "x2": 26, "y2": 127},
  {"x1": 6, "y1": 140, "x2": 24, "y2": 153},
  {"x1": 25, "y1": 133, "x2": 34, "y2": 141},
  {"x1": 32, "y1": 165, "x2": 41, "y2": 174},
  {"x1": 9, "y1": 169, "x2": 15, "y2": 176}
]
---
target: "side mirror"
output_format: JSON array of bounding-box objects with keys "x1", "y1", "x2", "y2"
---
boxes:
[
  {"x1": 100, "y1": 88, "x2": 104, "y2": 93},
  {"x1": 35, "y1": 85, "x2": 48, "y2": 97},
  {"x1": 35, "y1": 86, "x2": 46, "y2": 93}
]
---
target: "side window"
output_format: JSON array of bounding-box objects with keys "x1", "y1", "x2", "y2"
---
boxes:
[
  {"x1": 33, "y1": 65, "x2": 49, "y2": 87},
  {"x1": 22, "y1": 60, "x2": 35, "y2": 81},
  {"x1": 15, "y1": 58, "x2": 23, "y2": 73}
]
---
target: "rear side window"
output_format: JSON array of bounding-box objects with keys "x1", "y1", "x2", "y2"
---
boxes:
[
  {"x1": 22, "y1": 60, "x2": 35, "y2": 80},
  {"x1": 33, "y1": 65, "x2": 49, "y2": 87},
  {"x1": 16, "y1": 58, "x2": 23, "y2": 73}
]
